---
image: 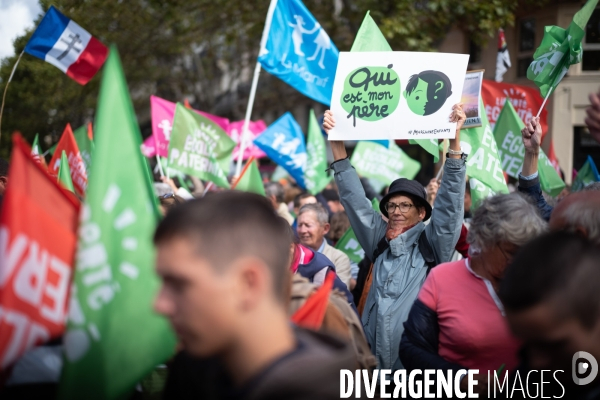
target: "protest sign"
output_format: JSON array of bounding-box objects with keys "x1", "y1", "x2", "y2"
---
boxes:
[
  {"x1": 168, "y1": 103, "x2": 235, "y2": 188},
  {"x1": 351, "y1": 141, "x2": 421, "y2": 185},
  {"x1": 329, "y1": 51, "x2": 469, "y2": 141},
  {"x1": 461, "y1": 70, "x2": 484, "y2": 129}
]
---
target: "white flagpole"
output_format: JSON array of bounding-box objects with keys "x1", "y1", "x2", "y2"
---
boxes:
[
  {"x1": 0, "y1": 50, "x2": 24, "y2": 146},
  {"x1": 235, "y1": 0, "x2": 279, "y2": 177},
  {"x1": 536, "y1": 87, "x2": 553, "y2": 119}
]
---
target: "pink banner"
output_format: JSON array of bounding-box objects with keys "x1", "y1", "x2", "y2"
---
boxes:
[
  {"x1": 141, "y1": 95, "x2": 230, "y2": 157},
  {"x1": 228, "y1": 120, "x2": 267, "y2": 160}
]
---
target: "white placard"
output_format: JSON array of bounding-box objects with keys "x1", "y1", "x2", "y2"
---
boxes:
[{"x1": 328, "y1": 51, "x2": 469, "y2": 141}]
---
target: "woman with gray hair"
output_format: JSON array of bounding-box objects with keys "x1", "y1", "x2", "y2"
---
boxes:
[{"x1": 399, "y1": 193, "x2": 547, "y2": 396}]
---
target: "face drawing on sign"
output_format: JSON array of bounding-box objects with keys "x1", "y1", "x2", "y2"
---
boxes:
[
  {"x1": 403, "y1": 70, "x2": 453, "y2": 116},
  {"x1": 340, "y1": 64, "x2": 401, "y2": 127}
]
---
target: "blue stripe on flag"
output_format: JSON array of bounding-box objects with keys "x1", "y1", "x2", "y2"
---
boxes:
[{"x1": 24, "y1": 6, "x2": 70, "y2": 60}]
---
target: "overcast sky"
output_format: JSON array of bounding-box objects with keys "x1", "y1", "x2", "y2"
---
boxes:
[{"x1": 0, "y1": 0, "x2": 43, "y2": 60}]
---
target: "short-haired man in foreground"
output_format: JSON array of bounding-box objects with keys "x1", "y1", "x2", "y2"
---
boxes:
[
  {"x1": 153, "y1": 191, "x2": 355, "y2": 400},
  {"x1": 500, "y1": 232, "x2": 600, "y2": 398}
]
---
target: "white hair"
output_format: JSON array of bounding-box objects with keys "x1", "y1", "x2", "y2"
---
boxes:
[
  {"x1": 298, "y1": 203, "x2": 329, "y2": 225},
  {"x1": 467, "y1": 193, "x2": 547, "y2": 251}
]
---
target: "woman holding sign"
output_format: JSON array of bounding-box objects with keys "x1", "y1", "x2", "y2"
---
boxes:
[{"x1": 322, "y1": 104, "x2": 466, "y2": 370}]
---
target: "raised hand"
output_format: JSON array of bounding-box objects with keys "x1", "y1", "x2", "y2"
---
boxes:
[
  {"x1": 323, "y1": 110, "x2": 335, "y2": 135},
  {"x1": 521, "y1": 116, "x2": 542, "y2": 154},
  {"x1": 585, "y1": 91, "x2": 600, "y2": 145},
  {"x1": 449, "y1": 103, "x2": 466, "y2": 131}
]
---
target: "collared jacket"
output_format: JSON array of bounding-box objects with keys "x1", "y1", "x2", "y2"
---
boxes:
[
  {"x1": 332, "y1": 157, "x2": 466, "y2": 370},
  {"x1": 517, "y1": 174, "x2": 553, "y2": 221}
]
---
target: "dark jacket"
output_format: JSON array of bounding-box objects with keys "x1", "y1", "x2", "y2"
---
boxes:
[
  {"x1": 163, "y1": 328, "x2": 358, "y2": 400},
  {"x1": 517, "y1": 174, "x2": 553, "y2": 221},
  {"x1": 399, "y1": 299, "x2": 466, "y2": 399},
  {"x1": 297, "y1": 250, "x2": 355, "y2": 305}
]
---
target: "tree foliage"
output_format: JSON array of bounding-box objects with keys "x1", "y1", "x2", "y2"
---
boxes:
[{"x1": 0, "y1": 0, "x2": 547, "y2": 157}]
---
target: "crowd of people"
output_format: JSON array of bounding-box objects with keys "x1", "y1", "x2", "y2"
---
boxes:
[{"x1": 1, "y1": 92, "x2": 600, "y2": 399}]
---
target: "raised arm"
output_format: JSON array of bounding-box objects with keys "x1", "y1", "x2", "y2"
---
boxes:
[
  {"x1": 424, "y1": 104, "x2": 467, "y2": 263},
  {"x1": 323, "y1": 111, "x2": 387, "y2": 260},
  {"x1": 517, "y1": 117, "x2": 553, "y2": 221}
]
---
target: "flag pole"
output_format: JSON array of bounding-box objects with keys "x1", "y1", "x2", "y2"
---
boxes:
[
  {"x1": 536, "y1": 87, "x2": 553, "y2": 119},
  {"x1": 0, "y1": 50, "x2": 25, "y2": 147},
  {"x1": 231, "y1": 156, "x2": 256, "y2": 190},
  {"x1": 156, "y1": 155, "x2": 165, "y2": 177},
  {"x1": 235, "y1": 0, "x2": 278, "y2": 177}
]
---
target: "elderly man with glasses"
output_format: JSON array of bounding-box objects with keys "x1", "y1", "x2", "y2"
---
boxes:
[{"x1": 322, "y1": 104, "x2": 467, "y2": 371}]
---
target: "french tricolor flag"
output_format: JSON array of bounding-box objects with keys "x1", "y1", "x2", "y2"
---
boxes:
[{"x1": 24, "y1": 6, "x2": 108, "y2": 85}]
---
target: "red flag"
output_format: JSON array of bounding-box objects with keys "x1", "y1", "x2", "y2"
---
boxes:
[
  {"x1": 482, "y1": 80, "x2": 549, "y2": 140},
  {"x1": 291, "y1": 271, "x2": 335, "y2": 330},
  {"x1": 48, "y1": 124, "x2": 88, "y2": 196},
  {"x1": 0, "y1": 135, "x2": 80, "y2": 369}
]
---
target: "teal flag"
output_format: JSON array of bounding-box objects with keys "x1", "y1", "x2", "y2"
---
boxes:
[
  {"x1": 494, "y1": 99, "x2": 565, "y2": 196},
  {"x1": 351, "y1": 141, "x2": 421, "y2": 185},
  {"x1": 59, "y1": 47, "x2": 176, "y2": 400},
  {"x1": 527, "y1": 0, "x2": 599, "y2": 97},
  {"x1": 572, "y1": 155, "x2": 600, "y2": 191}
]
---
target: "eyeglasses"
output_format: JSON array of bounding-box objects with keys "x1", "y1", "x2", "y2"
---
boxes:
[
  {"x1": 385, "y1": 202, "x2": 414, "y2": 214},
  {"x1": 161, "y1": 193, "x2": 175, "y2": 199}
]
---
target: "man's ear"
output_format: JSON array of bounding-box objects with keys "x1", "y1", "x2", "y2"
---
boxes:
[{"x1": 323, "y1": 222, "x2": 330, "y2": 235}]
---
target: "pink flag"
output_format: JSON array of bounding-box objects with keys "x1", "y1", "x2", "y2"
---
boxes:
[
  {"x1": 142, "y1": 95, "x2": 230, "y2": 157},
  {"x1": 228, "y1": 120, "x2": 267, "y2": 160}
]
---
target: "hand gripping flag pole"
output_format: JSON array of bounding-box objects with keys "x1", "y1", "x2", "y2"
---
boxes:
[{"x1": 235, "y1": 0, "x2": 278, "y2": 177}]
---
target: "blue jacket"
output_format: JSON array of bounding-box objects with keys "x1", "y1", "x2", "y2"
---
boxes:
[
  {"x1": 517, "y1": 174, "x2": 553, "y2": 221},
  {"x1": 332, "y1": 157, "x2": 466, "y2": 370},
  {"x1": 296, "y1": 250, "x2": 355, "y2": 305}
]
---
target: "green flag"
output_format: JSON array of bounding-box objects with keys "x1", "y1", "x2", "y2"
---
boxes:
[
  {"x1": 305, "y1": 109, "x2": 331, "y2": 194},
  {"x1": 527, "y1": 0, "x2": 599, "y2": 97},
  {"x1": 59, "y1": 47, "x2": 176, "y2": 400},
  {"x1": 58, "y1": 150, "x2": 75, "y2": 192},
  {"x1": 351, "y1": 11, "x2": 392, "y2": 52},
  {"x1": 351, "y1": 141, "x2": 421, "y2": 185},
  {"x1": 350, "y1": 11, "x2": 440, "y2": 162},
  {"x1": 235, "y1": 160, "x2": 265, "y2": 196},
  {"x1": 168, "y1": 103, "x2": 235, "y2": 188},
  {"x1": 32, "y1": 133, "x2": 42, "y2": 156},
  {"x1": 494, "y1": 99, "x2": 565, "y2": 196},
  {"x1": 460, "y1": 100, "x2": 509, "y2": 195},
  {"x1": 335, "y1": 228, "x2": 366, "y2": 264},
  {"x1": 469, "y1": 178, "x2": 496, "y2": 210},
  {"x1": 73, "y1": 123, "x2": 94, "y2": 172},
  {"x1": 335, "y1": 198, "x2": 379, "y2": 263},
  {"x1": 572, "y1": 155, "x2": 600, "y2": 191}
]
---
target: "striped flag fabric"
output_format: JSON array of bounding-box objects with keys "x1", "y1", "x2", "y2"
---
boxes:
[{"x1": 24, "y1": 5, "x2": 108, "y2": 85}]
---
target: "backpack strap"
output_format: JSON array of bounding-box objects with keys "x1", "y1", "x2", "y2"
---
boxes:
[
  {"x1": 418, "y1": 230, "x2": 437, "y2": 274},
  {"x1": 371, "y1": 236, "x2": 390, "y2": 262}
]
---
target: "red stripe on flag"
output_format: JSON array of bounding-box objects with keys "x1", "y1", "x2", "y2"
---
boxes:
[{"x1": 66, "y1": 37, "x2": 108, "y2": 85}]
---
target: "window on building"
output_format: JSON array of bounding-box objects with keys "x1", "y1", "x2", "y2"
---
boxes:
[
  {"x1": 583, "y1": 8, "x2": 600, "y2": 71},
  {"x1": 468, "y1": 40, "x2": 482, "y2": 66},
  {"x1": 518, "y1": 19, "x2": 536, "y2": 77}
]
